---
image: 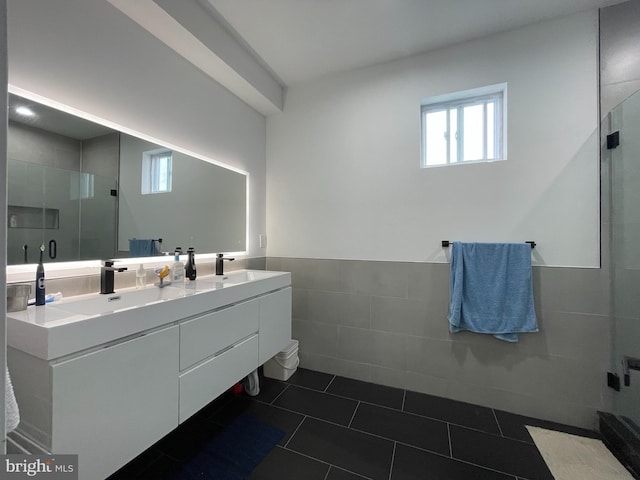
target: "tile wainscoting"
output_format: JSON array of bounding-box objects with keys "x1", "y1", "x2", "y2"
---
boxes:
[{"x1": 266, "y1": 257, "x2": 613, "y2": 430}]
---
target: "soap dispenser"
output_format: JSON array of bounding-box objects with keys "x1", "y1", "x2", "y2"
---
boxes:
[
  {"x1": 172, "y1": 248, "x2": 184, "y2": 283},
  {"x1": 185, "y1": 247, "x2": 196, "y2": 281}
]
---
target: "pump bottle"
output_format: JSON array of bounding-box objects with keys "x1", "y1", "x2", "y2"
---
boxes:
[
  {"x1": 185, "y1": 247, "x2": 196, "y2": 281},
  {"x1": 172, "y1": 248, "x2": 184, "y2": 283}
]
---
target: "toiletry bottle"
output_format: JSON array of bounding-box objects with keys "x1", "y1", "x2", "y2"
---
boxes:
[
  {"x1": 136, "y1": 264, "x2": 146, "y2": 289},
  {"x1": 185, "y1": 247, "x2": 196, "y2": 281},
  {"x1": 172, "y1": 248, "x2": 184, "y2": 283},
  {"x1": 35, "y1": 245, "x2": 45, "y2": 306}
]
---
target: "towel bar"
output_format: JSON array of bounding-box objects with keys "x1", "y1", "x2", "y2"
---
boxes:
[
  {"x1": 129, "y1": 237, "x2": 163, "y2": 245},
  {"x1": 442, "y1": 240, "x2": 536, "y2": 249}
]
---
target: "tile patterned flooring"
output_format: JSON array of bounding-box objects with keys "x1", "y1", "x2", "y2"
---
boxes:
[{"x1": 108, "y1": 368, "x2": 602, "y2": 480}]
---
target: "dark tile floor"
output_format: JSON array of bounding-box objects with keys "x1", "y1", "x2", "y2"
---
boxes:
[{"x1": 107, "y1": 368, "x2": 601, "y2": 480}]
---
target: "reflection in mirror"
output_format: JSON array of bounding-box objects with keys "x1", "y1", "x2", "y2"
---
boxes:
[
  {"x1": 118, "y1": 134, "x2": 247, "y2": 257},
  {"x1": 6, "y1": 92, "x2": 247, "y2": 265}
]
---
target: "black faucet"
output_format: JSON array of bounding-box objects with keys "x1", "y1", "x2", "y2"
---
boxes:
[
  {"x1": 100, "y1": 260, "x2": 128, "y2": 294},
  {"x1": 215, "y1": 253, "x2": 235, "y2": 275}
]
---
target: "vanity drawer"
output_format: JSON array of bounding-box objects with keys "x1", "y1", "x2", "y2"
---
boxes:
[
  {"x1": 179, "y1": 334, "x2": 258, "y2": 423},
  {"x1": 179, "y1": 299, "x2": 259, "y2": 371}
]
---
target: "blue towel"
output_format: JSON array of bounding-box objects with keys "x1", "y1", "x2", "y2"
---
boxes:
[
  {"x1": 128, "y1": 239, "x2": 158, "y2": 257},
  {"x1": 448, "y1": 242, "x2": 538, "y2": 342}
]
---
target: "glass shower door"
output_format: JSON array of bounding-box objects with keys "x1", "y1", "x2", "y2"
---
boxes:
[
  {"x1": 6, "y1": 161, "x2": 117, "y2": 264},
  {"x1": 609, "y1": 88, "x2": 640, "y2": 431}
]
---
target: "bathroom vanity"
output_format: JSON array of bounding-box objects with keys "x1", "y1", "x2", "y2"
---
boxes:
[{"x1": 6, "y1": 270, "x2": 292, "y2": 480}]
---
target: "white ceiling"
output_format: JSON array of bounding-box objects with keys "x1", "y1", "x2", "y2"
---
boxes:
[
  {"x1": 206, "y1": 0, "x2": 625, "y2": 86},
  {"x1": 8, "y1": 93, "x2": 115, "y2": 140}
]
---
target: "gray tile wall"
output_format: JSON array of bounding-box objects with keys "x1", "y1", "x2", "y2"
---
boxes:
[
  {"x1": 267, "y1": 257, "x2": 612, "y2": 430},
  {"x1": 79, "y1": 133, "x2": 120, "y2": 261},
  {"x1": 81, "y1": 132, "x2": 119, "y2": 178},
  {"x1": 8, "y1": 122, "x2": 81, "y2": 171}
]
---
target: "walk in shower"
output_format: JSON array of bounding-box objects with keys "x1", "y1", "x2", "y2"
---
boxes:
[
  {"x1": 609, "y1": 88, "x2": 640, "y2": 429},
  {"x1": 598, "y1": 1, "x2": 640, "y2": 473},
  {"x1": 602, "y1": 88, "x2": 640, "y2": 475}
]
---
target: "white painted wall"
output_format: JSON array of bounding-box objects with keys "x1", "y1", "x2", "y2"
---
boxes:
[
  {"x1": 7, "y1": 0, "x2": 266, "y2": 259},
  {"x1": 267, "y1": 11, "x2": 600, "y2": 267}
]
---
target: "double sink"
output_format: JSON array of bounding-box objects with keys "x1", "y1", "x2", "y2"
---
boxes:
[
  {"x1": 60, "y1": 270, "x2": 272, "y2": 316},
  {"x1": 7, "y1": 269, "x2": 291, "y2": 361}
]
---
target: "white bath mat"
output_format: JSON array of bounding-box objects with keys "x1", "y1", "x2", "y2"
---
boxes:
[{"x1": 527, "y1": 426, "x2": 634, "y2": 480}]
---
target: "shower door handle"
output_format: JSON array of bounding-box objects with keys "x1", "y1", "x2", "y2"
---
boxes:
[{"x1": 49, "y1": 239, "x2": 57, "y2": 260}]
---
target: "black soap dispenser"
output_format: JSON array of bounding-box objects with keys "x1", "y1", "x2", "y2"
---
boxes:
[
  {"x1": 185, "y1": 247, "x2": 197, "y2": 281},
  {"x1": 35, "y1": 244, "x2": 46, "y2": 306}
]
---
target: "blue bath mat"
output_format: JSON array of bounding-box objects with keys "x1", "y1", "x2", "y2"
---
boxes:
[{"x1": 172, "y1": 413, "x2": 285, "y2": 480}]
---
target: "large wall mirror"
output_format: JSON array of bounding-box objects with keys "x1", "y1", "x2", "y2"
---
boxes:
[{"x1": 7, "y1": 91, "x2": 247, "y2": 266}]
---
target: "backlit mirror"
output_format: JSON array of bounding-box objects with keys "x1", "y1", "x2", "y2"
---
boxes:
[{"x1": 7, "y1": 92, "x2": 247, "y2": 265}]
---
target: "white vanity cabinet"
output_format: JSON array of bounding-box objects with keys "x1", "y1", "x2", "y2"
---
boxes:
[
  {"x1": 177, "y1": 287, "x2": 292, "y2": 422},
  {"x1": 259, "y1": 288, "x2": 292, "y2": 364},
  {"x1": 179, "y1": 299, "x2": 260, "y2": 371},
  {"x1": 51, "y1": 326, "x2": 179, "y2": 480},
  {"x1": 180, "y1": 335, "x2": 259, "y2": 422},
  {"x1": 7, "y1": 271, "x2": 292, "y2": 480},
  {"x1": 178, "y1": 299, "x2": 260, "y2": 422},
  {"x1": 8, "y1": 326, "x2": 180, "y2": 480}
]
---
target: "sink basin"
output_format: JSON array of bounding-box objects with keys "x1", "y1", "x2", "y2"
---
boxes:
[
  {"x1": 193, "y1": 270, "x2": 283, "y2": 292},
  {"x1": 55, "y1": 286, "x2": 186, "y2": 316},
  {"x1": 53, "y1": 271, "x2": 281, "y2": 317},
  {"x1": 213, "y1": 270, "x2": 274, "y2": 284}
]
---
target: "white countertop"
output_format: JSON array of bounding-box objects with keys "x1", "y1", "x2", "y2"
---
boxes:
[{"x1": 7, "y1": 270, "x2": 291, "y2": 361}]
